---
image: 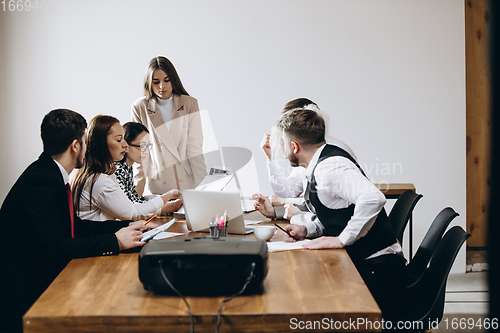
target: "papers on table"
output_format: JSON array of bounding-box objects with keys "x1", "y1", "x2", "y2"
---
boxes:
[
  {"x1": 244, "y1": 220, "x2": 264, "y2": 225},
  {"x1": 141, "y1": 219, "x2": 177, "y2": 242},
  {"x1": 152, "y1": 231, "x2": 187, "y2": 240},
  {"x1": 267, "y1": 240, "x2": 311, "y2": 252},
  {"x1": 241, "y1": 199, "x2": 256, "y2": 212}
]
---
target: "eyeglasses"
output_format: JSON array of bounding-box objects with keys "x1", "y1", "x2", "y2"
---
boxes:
[{"x1": 129, "y1": 142, "x2": 152, "y2": 152}]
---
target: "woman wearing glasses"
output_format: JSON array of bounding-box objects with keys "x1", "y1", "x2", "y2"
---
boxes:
[
  {"x1": 72, "y1": 115, "x2": 182, "y2": 221},
  {"x1": 131, "y1": 56, "x2": 207, "y2": 196}
]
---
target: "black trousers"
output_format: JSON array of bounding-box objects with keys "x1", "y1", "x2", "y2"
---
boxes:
[{"x1": 355, "y1": 254, "x2": 407, "y2": 314}]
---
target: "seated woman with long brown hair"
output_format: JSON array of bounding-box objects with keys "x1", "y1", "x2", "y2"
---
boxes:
[{"x1": 72, "y1": 115, "x2": 182, "y2": 221}]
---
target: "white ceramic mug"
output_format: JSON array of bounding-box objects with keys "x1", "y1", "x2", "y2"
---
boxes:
[{"x1": 253, "y1": 225, "x2": 278, "y2": 241}]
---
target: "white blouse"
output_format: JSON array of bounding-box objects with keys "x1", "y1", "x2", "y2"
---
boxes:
[
  {"x1": 157, "y1": 96, "x2": 173, "y2": 131},
  {"x1": 76, "y1": 173, "x2": 163, "y2": 221}
]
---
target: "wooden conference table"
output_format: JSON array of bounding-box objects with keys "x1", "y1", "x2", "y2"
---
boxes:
[
  {"x1": 24, "y1": 184, "x2": 414, "y2": 333},
  {"x1": 373, "y1": 183, "x2": 415, "y2": 199},
  {"x1": 24, "y1": 215, "x2": 380, "y2": 332}
]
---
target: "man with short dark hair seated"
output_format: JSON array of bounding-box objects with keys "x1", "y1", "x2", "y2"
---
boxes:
[
  {"x1": 0, "y1": 109, "x2": 152, "y2": 332},
  {"x1": 254, "y1": 107, "x2": 406, "y2": 314}
]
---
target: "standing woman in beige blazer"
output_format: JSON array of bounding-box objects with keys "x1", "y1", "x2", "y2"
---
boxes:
[{"x1": 132, "y1": 56, "x2": 207, "y2": 195}]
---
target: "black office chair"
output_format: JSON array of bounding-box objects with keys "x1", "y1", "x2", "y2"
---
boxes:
[
  {"x1": 383, "y1": 226, "x2": 470, "y2": 332},
  {"x1": 388, "y1": 190, "x2": 423, "y2": 243},
  {"x1": 406, "y1": 207, "x2": 459, "y2": 287}
]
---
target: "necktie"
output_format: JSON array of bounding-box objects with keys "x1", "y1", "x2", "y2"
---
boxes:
[{"x1": 66, "y1": 183, "x2": 75, "y2": 238}]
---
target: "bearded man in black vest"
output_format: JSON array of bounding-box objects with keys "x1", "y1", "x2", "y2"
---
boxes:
[{"x1": 274, "y1": 108, "x2": 406, "y2": 313}]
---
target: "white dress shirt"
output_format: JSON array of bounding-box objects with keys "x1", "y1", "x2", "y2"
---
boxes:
[
  {"x1": 290, "y1": 144, "x2": 402, "y2": 259},
  {"x1": 53, "y1": 159, "x2": 70, "y2": 185},
  {"x1": 76, "y1": 173, "x2": 163, "y2": 221},
  {"x1": 268, "y1": 136, "x2": 357, "y2": 203}
]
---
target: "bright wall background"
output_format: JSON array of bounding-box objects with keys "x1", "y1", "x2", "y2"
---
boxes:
[{"x1": 0, "y1": 0, "x2": 466, "y2": 272}]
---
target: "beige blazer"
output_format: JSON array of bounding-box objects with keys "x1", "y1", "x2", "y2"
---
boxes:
[{"x1": 131, "y1": 94, "x2": 207, "y2": 195}]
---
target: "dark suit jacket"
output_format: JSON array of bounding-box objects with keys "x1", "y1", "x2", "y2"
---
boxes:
[{"x1": 0, "y1": 153, "x2": 130, "y2": 331}]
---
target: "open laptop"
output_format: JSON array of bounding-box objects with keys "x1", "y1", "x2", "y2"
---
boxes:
[{"x1": 181, "y1": 190, "x2": 254, "y2": 234}]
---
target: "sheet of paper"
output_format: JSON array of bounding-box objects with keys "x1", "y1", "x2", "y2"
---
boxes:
[
  {"x1": 152, "y1": 231, "x2": 187, "y2": 240},
  {"x1": 244, "y1": 220, "x2": 264, "y2": 225},
  {"x1": 267, "y1": 240, "x2": 311, "y2": 252},
  {"x1": 141, "y1": 219, "x2": 177, "y2": 242},
  {"x1": 241, "y1": 199, "x2": 257, "y2": 212},
  {"x1": 195, "y1": 174, "x2": 234, "y2": 191}
]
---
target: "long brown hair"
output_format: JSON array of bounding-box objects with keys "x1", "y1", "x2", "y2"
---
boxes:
[
  {"x1": 143, "y1": 56, "x2": 189, "y2": 99},
  {"x1": 72, "y1": 115, "x2": 120, "y2": 212}
]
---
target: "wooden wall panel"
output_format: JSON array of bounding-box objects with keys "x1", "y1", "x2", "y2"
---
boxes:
[{"x1": 465, "y1": 0, "x2": 491, "y2": 247}]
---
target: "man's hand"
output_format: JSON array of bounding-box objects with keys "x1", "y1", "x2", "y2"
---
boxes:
[
  {"x1": 283, "y1": 224, "x2": 307, "y2": 242},
  {"x1": 302, "y1": 236, "x2": 345, "y2": 250},
  {"x1": 133, "y1": 220, "x2": 158, "y2": 232},
  {"x1": 269, "y1": 194, "x2": 285, "y2": 206},
  {"x1": 115, "y1": 222, "x2": 146, "y2": 250},
  {"x1": 284, "y1": 204, "x2": 300, "y2": 220},
  {"x1": 260, "y1": 133, "x2": 272, "y2": 160},
  {"x1": 251, "y1": 193, "x2": 276, "y2": 218}
]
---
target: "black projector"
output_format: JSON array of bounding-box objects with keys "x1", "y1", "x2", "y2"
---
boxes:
[{"x1": 139, "y1": 237, "x2": 269, "y2": 295}]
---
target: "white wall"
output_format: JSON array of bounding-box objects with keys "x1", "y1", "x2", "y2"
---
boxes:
[{"x1": 0, "y1": 0, "x2": 466, "y2": 272}]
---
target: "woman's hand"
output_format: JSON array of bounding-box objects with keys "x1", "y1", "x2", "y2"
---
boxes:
[
  {"x1": 161, "y1": 198, "x2": 183, "y2": 215},
  {"x1": 161, "y1": 189, "x2": 181, "y2": 202}
]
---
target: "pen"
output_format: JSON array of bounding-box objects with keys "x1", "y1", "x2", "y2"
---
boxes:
[
  {"x1": 143, "y1": 214, "x2": 157, "y2": 226},
  {"x1": 274, "y1": 223, "x2": 300, "y2": 241}
]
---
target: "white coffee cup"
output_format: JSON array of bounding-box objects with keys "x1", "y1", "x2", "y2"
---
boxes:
[{"x1": 253, "y1": 225, "x2": 277, "y2": 241}]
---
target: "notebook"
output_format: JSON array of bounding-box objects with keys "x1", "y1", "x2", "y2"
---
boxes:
[{"x1": 181, "y1": 190, "x2": 253, "y2": 234}]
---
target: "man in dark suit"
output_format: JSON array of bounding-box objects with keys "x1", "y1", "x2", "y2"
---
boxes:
[{"x1": 0, "y1": 109, "x2": 150, "y2": 332}]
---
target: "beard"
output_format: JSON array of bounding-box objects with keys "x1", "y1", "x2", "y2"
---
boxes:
[
  {"x1": 287, "y1": 152, "x2": 300, "y2": 168},
  {"x1": 76, "y1": 150, "x2": 84, "y2": 169}
]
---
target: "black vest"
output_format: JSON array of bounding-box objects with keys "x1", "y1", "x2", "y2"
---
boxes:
[{"x1": 306, "y1": 144, "x2": 396, "y2": 264}]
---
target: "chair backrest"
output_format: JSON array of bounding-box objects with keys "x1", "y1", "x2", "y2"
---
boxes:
[
  {"x1": 406, "y1": 207, "x2": 459, "y2": 285},
  {"x1": 408, "y1": 226, "x2": 470, "y2": 325},
  {"x1": 388, "y1": 190, "x2": 423, "y2": 243}
]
